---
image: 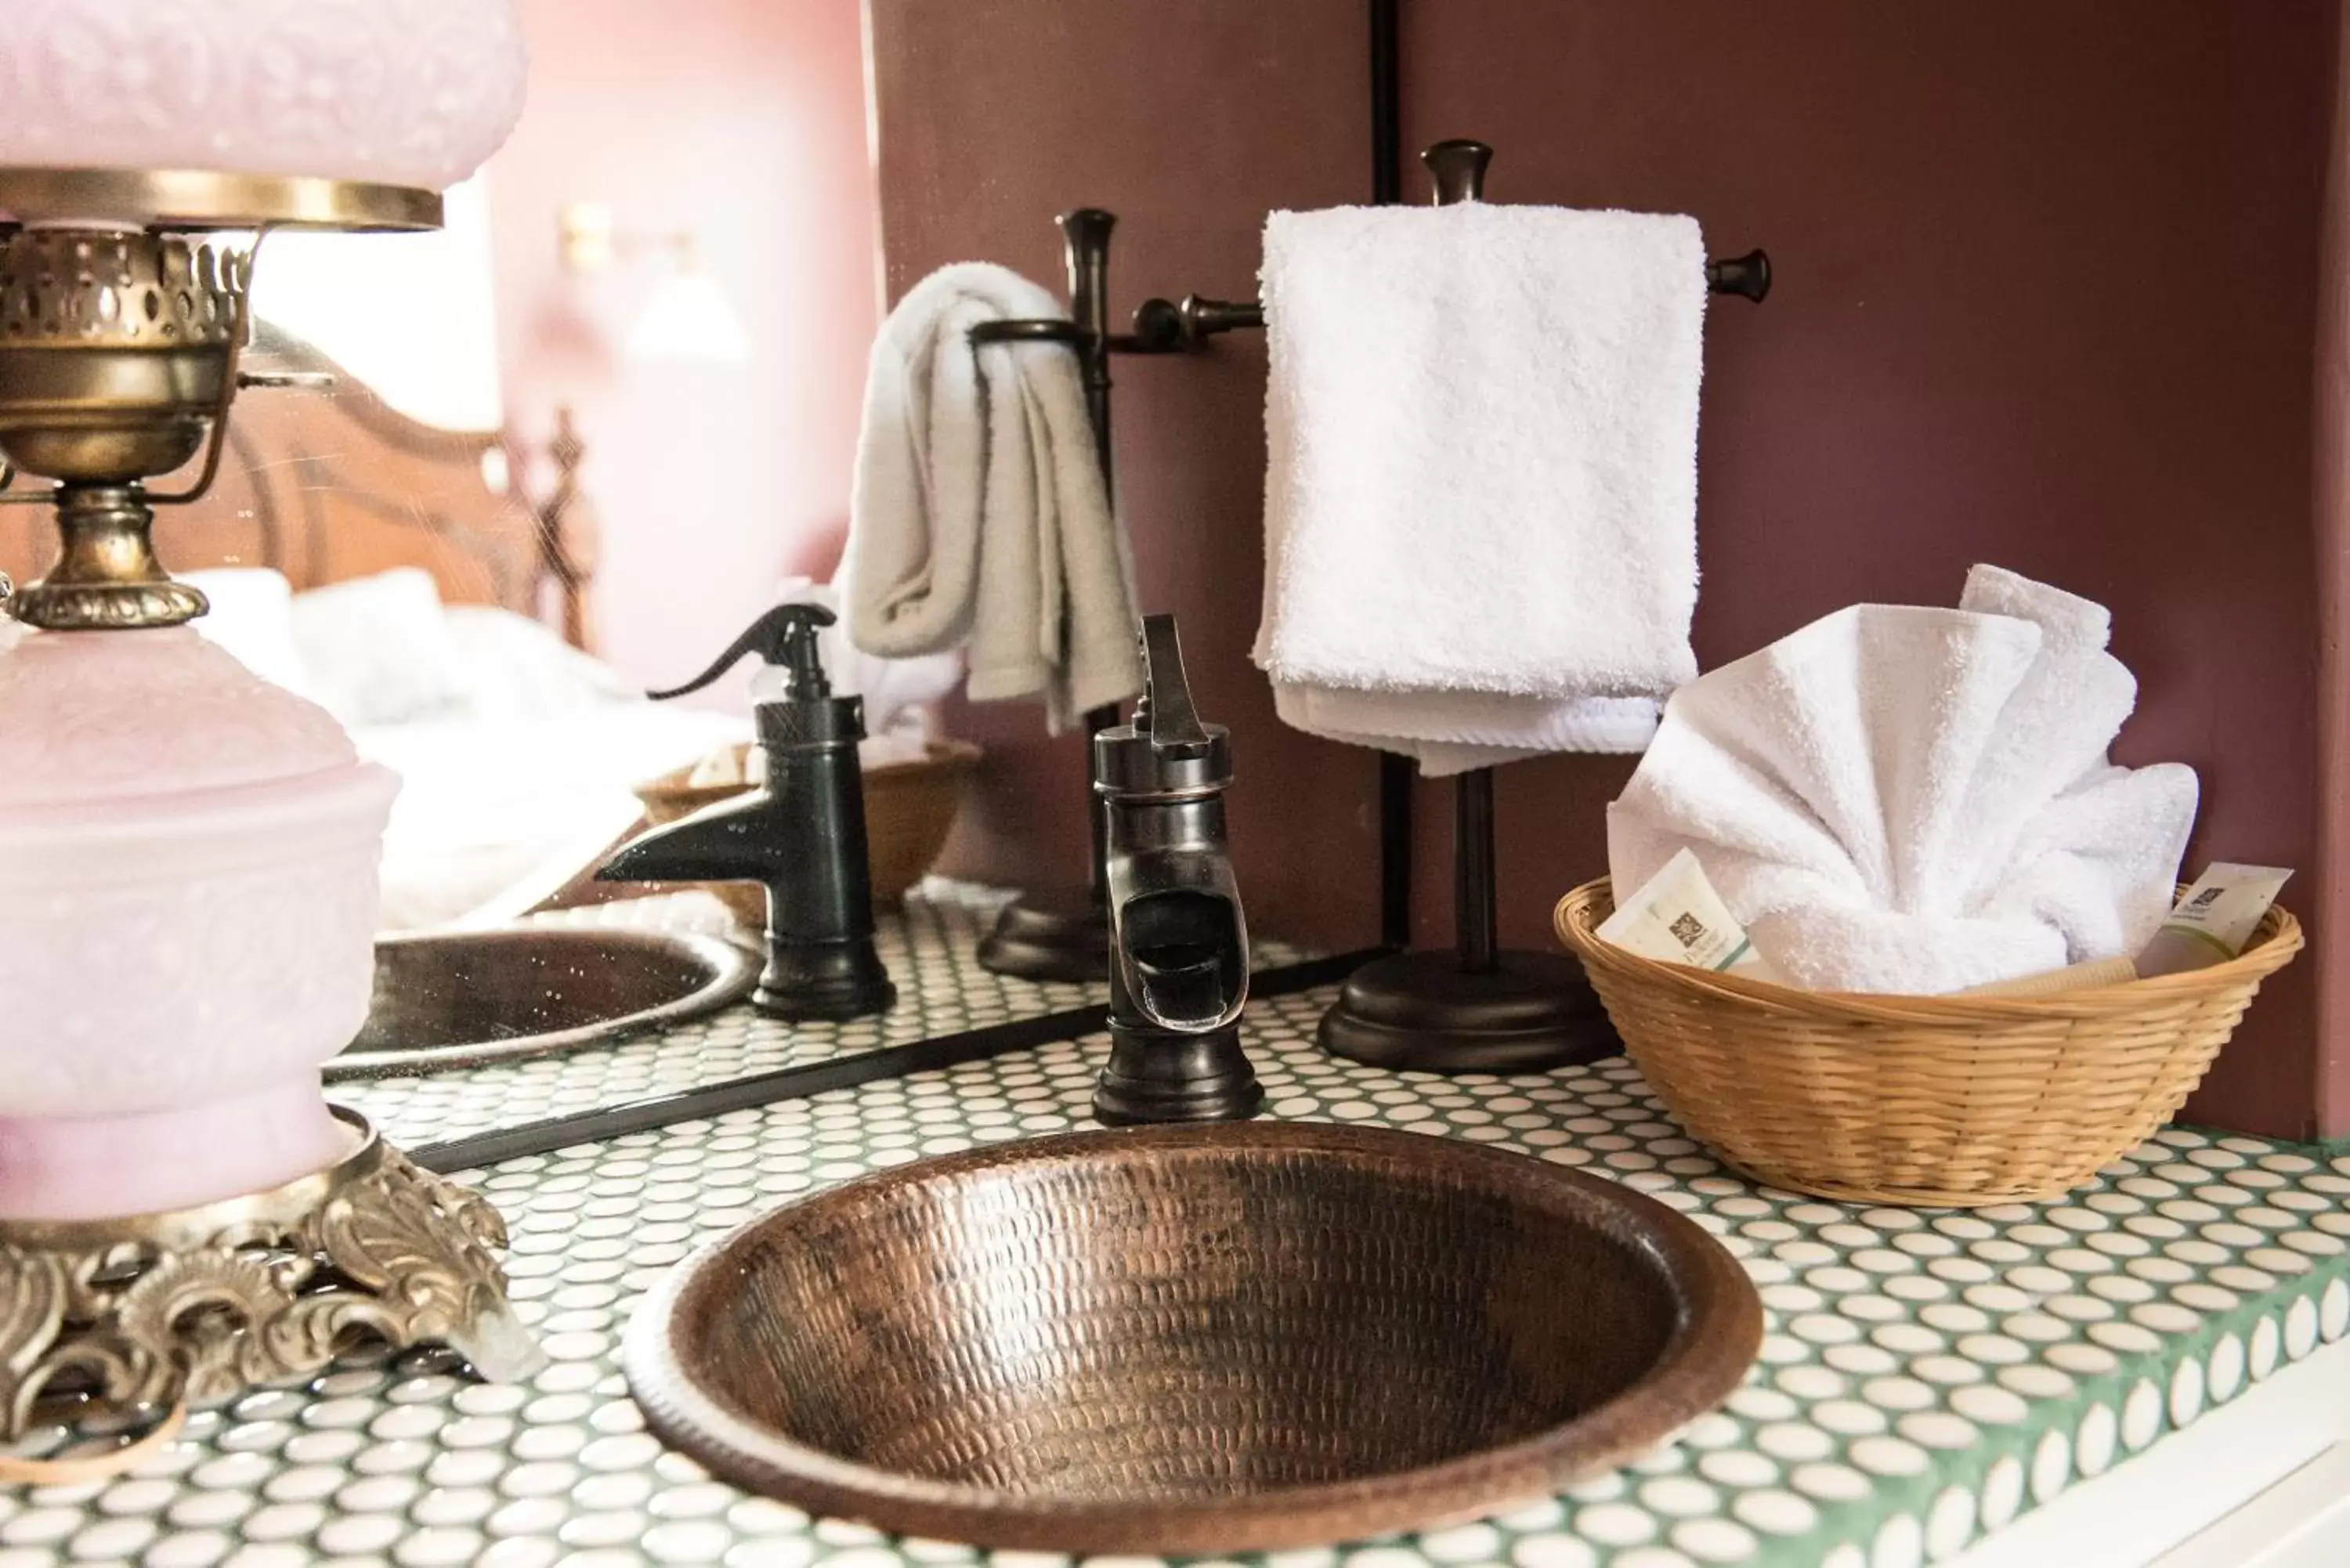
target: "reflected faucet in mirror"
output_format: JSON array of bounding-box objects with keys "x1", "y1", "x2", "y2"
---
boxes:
[
  {"x1": 1091, "y1": 613, "x2": 1261, "y2": 1125},
  {"x1": 598, "y1": 602, "x2": 897, "y2": 1023}
]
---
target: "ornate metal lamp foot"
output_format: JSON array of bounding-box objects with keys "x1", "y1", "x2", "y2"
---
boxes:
[{"x1": 0, "y1": 1108, "x2": 544, "y2": 1443}]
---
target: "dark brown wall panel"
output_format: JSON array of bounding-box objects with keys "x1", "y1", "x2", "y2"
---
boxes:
[
  {"x1": 1397, "y1": 0, "x2": 2335, "y2": 1137},
  {"x1": 870, "y1": 1, "x2": 2341, "y2": 1136}
]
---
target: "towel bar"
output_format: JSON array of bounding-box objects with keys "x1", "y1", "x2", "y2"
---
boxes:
[
  {"x1": 1128, "y1": 137, "x2": 1770, "y2": 352},
  {"x1": 1129, "y1": 247, "x2": 1764, "y2": 352}
]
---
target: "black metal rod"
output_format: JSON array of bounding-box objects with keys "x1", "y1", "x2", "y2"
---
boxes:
[
  {"x1": 1369, "y1": 0, "x2": 1401, "y2": 206},
  {"x1": 967, "y1": 318, "x2": 1086, "y2": 345},
  {"x1": 1055, "y1": 208, "x2": 1126, "y2": 905},
  {"x1": 1370, "y1": 0, "x2": 1412, "y2": 951},
  {"x1": 1380, "y1": 755, "x2": 1413, "y2": 947},
  {"x1": 1058, "y1": 208, "x2": 1118, "y2": 493},
  {"x1": 403, "y1": 948, "x2": 1386, "y2": 1176},
  {"x1": 1455, "y1": 769, "x2": 1499, "y2": 973}
]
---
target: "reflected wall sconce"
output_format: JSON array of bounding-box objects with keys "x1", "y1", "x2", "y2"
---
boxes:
[{"x1": 558, "y1": 200, "x2": 751, "y2": 363}]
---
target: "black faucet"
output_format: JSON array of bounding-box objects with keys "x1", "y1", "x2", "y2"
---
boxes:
[
  {"x1": 598, "y1": 603, "x2": 895, "y2": 1022},
  {"x1": 1090, "y1": 615, "x2": 1261, "y2": 1125}
]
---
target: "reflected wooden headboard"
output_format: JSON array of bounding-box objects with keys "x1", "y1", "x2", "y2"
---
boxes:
[{"x1": 0, "y1": 321, "x2": 596, "y2": 649}]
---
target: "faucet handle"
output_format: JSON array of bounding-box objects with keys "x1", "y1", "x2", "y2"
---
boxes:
[
  {"x1": 1140, "y1": 614, "x2": 1210, "y2": 753},
  {"x1": 1096, "y1": 613, "x2": 1230, "y2": 798},
  {"x1": 648, "y1": 602, "x2": 835, "y2": 702}
]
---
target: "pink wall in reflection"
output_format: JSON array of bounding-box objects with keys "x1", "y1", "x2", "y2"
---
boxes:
[{"x1": 488, "y1": 0, "x2": 878, "y2": 703}]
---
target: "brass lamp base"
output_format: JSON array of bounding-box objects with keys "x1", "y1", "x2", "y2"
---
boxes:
[{"x1": 0, "y1": 1108, "x2": 544, "y2": 1443}]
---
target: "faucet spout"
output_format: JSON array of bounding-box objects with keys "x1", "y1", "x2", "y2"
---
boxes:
[
  {"x1": 1123, "y1": 887, "x2": 1244, "y2": 1029},
  {"x1": 598, "y1": 793, "x2": 785, "y2": 887},
  {"x1": 1104, "y1": 854, "x2": 1249, "y2": 1035}
]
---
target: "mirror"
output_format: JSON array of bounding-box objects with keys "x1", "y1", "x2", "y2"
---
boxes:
[{"x1": 0, "y1": 4, "x2": 1345, "y2": 1160}]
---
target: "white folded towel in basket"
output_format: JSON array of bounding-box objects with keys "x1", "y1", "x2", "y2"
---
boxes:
[
  {"x1": 846, "y1": 263, "x2": 1142, "y2": 733},
  {"x1": 1253, "y1": 201, "x2": 1709, "y2": 774},
  {"x1": 1607, "y1": 566, "x2": 2199, "y2": 994}
]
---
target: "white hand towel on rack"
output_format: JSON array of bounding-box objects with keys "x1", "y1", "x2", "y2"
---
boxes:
[
  {"x1": 1254, "y1": 201, "x2": 1709, "y2": 775},
  {"x1": 846, "y1": 262, "x2": 1142, "y2": 732}
]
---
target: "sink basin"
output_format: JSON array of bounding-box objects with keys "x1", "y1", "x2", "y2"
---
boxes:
[
  {"x1": 326, "y1": 929, "x2": 758, "y2": 1079},
  {"x1": 625, "y1": 1122, "x2": 1762, "y2": 1553}
]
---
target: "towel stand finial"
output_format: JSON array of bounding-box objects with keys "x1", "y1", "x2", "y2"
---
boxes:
[{"x1": 1422, "y1": 139, "x2": 1492, "y2": 205}]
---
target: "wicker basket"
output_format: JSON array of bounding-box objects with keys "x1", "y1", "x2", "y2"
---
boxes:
[{"x1": 1553, "y1": 879, "x2": 2304, "y2": 1206}]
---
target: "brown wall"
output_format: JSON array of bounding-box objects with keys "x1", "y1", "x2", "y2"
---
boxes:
[
  {"x1": 873, "y1": 0, "x2": 2345, "y2": 1138},
  {"x1": 2316, "y1": 6, "x2": 2350, "y2": 1138}
]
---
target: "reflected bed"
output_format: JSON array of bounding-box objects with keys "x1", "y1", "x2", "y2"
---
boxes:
[{"x1": 0, "y1": 322, "x2": 749, "y2": 931}]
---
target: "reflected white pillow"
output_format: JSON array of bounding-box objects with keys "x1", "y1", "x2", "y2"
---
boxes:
[
  {"x1": 443, "y1": 605, "x2": 638, "y2": 718},
  {"x1": 291, "y1": 568, "x2": 469, "y2": 726},
  {"x1": 179, "y1": 567, "x2": 316, "y2": 699}
]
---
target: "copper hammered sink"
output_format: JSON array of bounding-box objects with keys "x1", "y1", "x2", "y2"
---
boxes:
[{"x1": 624, "y1": 1122, "x2": 1763, "y2": 1553}]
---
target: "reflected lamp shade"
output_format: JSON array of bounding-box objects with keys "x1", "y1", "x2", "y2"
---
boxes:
[
  {"x1": 627, "y1": 269, "x2": 753, "y2": 363},
  {"x1": 0, "y1": 0, "x2": 530, "y2": 191}
]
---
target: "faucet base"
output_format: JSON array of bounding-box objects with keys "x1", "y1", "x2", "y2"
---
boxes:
[
  {"x1": 754, "y1": 938, "x2": 897, "y2": 1022},
  {"x1": 978, "y1": 885, "x2": 1111, "y2": 983},
  {"x1": 1319, "y1": 949, "x2": 1619, "y2": 1074},
  {"x1": 1092, "y1": 1021, "x2": 1263, "y2": 1125}
]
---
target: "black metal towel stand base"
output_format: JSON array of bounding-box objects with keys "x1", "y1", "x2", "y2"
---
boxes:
[{"x1": 1319, "y1": 756, "x2": 1621, "y2": 1074}]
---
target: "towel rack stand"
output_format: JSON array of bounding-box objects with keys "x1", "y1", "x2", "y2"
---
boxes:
[
  {"x1": 1130, "y1": 140, "x2": 1770, "y2": 351},
  {"x1": 964, "y1": 137, "x2": 1771, "y2": 1068},
  {"x1": 962, "y1": 203, "x2": 1275, "y2": 980},
  {"x1": 962, "y1": 209, "x2": 1133, "y2": 981}
]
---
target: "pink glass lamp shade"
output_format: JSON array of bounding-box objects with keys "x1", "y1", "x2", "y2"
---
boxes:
[
  {"x1": 0, "y1": 0, "x2": 529, "y2": 193},
  {"x1": 0, "y1": 629, "x2": 398, "y2": 1220}
]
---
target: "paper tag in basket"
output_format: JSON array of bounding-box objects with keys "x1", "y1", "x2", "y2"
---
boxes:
[{"x1": 1597, "y1": 849, "x2": 1788, "y2": 984}]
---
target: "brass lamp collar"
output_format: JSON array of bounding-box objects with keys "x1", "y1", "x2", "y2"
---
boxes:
[
  {"x1": 0, "y1": 172, "x2": 443, "y2": 630},
  {"x1": 0, "y1": 168, "x2": 440, "y2": 233}
]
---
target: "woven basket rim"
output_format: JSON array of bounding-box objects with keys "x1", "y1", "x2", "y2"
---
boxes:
[{"x1": 1555, "y1": 875, "x2": 2304, "y2": 1025}]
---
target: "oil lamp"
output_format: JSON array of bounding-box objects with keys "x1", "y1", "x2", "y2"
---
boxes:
[{"x1": 0, "y1": 0, "x2": 540, "y2": 1440}]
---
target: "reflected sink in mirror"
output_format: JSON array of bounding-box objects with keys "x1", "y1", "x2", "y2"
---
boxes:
[
  {"x1": 327, "y1": 928, "x2": 759, "y2": 1080},
  {"x1": 625, "y1": 1122, "x2": 1762, "y2": 1554}
]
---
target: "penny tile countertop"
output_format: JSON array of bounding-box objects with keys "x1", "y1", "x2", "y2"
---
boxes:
[
  {"x1": 350, "y1": 880, "x2": 1312, "y2": 1151},
  {"x1": 6, "y1": 961, "x2": 2349, "y2": 1568}
]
